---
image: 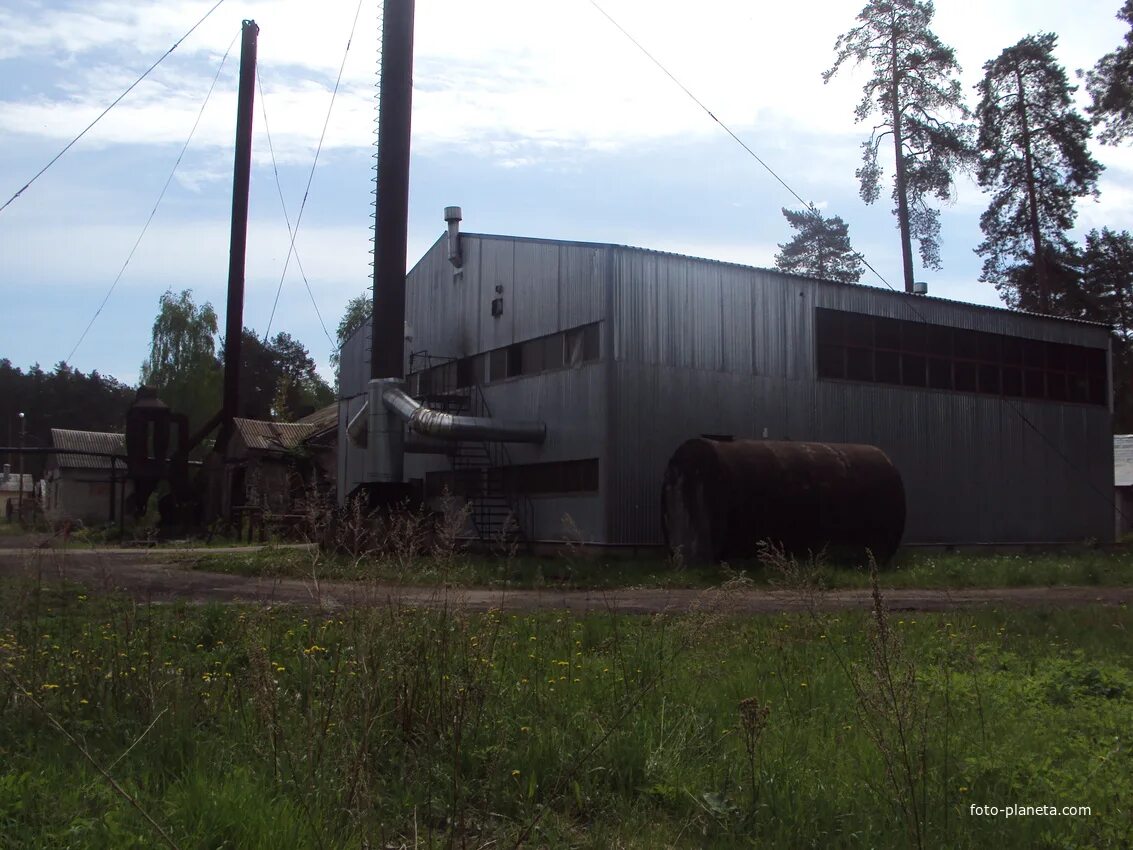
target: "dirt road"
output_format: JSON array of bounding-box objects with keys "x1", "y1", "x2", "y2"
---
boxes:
[{"x1": 1, "y1": 545, "x2": 1130, "y2": 614}]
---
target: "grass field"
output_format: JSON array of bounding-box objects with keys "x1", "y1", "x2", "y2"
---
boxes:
[
  {"x1": 1, "y1": 571, "x2": 1130, "y2": 848},
  {"x1": 186, "y1": 543, "x2": 1133, "y2": 591}
]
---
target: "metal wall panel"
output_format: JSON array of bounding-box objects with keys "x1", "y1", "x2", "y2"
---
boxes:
[
  {"x1": 342, "y1": 233, "x2": 1114, "y2": 546},
  {"x1": 606, "y1": 246, "x2": 1114, "y2": 546},
  {"x1": 402, "y1": 363, "x2": 609, "y2": 541}
]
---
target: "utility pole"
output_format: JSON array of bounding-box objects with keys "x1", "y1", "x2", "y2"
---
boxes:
[{"x1": 218, "y1": 19, "x2": 259, "y2": 452}]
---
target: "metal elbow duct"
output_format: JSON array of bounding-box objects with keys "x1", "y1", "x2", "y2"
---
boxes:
[{"x1": 381, "y1": 385, "x2": 546, "y2": 444}]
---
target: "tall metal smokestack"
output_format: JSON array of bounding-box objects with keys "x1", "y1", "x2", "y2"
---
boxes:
[{"x1": 370, "y1": 0, "x2": 415, "y2": 381}]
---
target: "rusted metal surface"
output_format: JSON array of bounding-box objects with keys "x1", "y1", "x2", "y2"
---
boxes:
[
  {"x1": 661, "y1": 438, "x2": 906, "y2": 564},
  {"x1": 125, "y1": 386, "x2": 192, "y2": 519}
]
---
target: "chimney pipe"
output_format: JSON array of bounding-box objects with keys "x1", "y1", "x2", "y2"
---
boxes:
[
  {"x1": 370, "y1": 0, "x2": 416, "y2": 381},
  {"x1": 445, "y1": 205, "x2": 463, "y2": 269}
]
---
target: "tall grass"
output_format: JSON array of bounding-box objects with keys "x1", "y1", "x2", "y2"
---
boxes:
[{"x1": 1, "y1": 568, "x2": 1131, "y2": 848}]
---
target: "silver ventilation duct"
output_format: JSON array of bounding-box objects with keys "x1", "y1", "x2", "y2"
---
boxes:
[{"x1": 383, "y1": 384, "x2": 545, "y2": 443}]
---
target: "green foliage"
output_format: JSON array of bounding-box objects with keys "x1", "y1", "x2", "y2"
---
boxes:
[
  {"x1": 975, "y1": 34, "x2": 1102, "y2": 313},
  {"x1": 229, "y1": 329, "x2": 333, "y2": 421},
  {"x1": 1081, "y1": 227, "x2": 1133, "y2": 430},
  {"x1": 0, "y1": 360, "x2": 135, "y2": 479},
  {"x1": 328, "y1": 292, "x2": 371, "y2": 371},
  {"x1": 1085, "y1": 0, "x2": 1133, "y2": 145},
  {"x1": 824, "y1": 0, "x2": 972, "y2": 287},
  {"x1": 774, "y1": 207, "x2": 864, "y2": 283},
  {"x1": 190, "y1": 545, "x2": 1133, "y2": 591},
  {"x1": 138, "y1": 289, "x2": 221, "y2": 435},
  {"x1": 1, "y1": 587, "x2": 1131, "y2": 848}
]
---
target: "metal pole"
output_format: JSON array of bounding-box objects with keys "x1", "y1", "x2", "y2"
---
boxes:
[
  {"x1": 371, "y1": 0, "x2": 416, "y2": 381},
  {"x1": 17, "y1": 412, "x2": 24, "y2": 522},
  {"x1": 219, "y1": 19, "x2": 259, "y2": 449},
  {"x1": 118, "y1": 459, "x2": 125, "y2": 538}
]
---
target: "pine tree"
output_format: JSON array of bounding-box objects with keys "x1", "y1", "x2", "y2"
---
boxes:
[
  {"x1": 974, "y1": 34, "x2": 1102, "y2": 313},
  {"x1": 824, "y1": 0, "x2": 972, "y2": 292},
  {"x1": 774, "y1": 208, "x2": 865, "y2": 283},
  {"x1": 1082, "y1": 228, "x2": 1133, "y2": 430},
  {"x1": 1085, "y1": 1, "x2": 1133, "y2": 144}
]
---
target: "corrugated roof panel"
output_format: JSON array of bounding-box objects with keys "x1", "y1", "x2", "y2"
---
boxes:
[
  {"x1": 233, "y1": 419, "x2": 320, "y2": 452},
  {"x1": 50, "y1": 429, "x2": 126, "y2": 469},
  {"x1": 296, "y1": 403, "x2": 338, "y2": 435}
]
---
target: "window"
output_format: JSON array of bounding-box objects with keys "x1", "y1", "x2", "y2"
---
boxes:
[
  {"x1": 544, "y1": 334, "x2": 564, "y2": 370},
  {"x1": 489, "y1": 348, "x2": 507, "y2": 383},
  {"x1": 506, "y1": 344, "x2": 523, "y2": 377},
  {"x1": 412, "y1": 323, "x2": 602, "y2": 391},
  {"x1": 456, "y1": 356, "x2": 479, "y2": 389},
  {"x1": 502, "y1": 459, "x2": 599, "y2": 495},
  {"x1": 815, "y1": 307, "x2": 1107, "y2": 406},
  {"x1": 521, "y1": 338, "x2": 545, "y2": 374}
]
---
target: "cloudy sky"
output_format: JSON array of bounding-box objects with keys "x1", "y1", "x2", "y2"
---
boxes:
[{"x1": 2, "y1": 0, "x2": 1133, "y2": 390}]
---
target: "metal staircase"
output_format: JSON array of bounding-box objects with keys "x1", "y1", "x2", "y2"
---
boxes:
[{"x1": 409, "y1": 356, "x2": 533, "y2": 550}]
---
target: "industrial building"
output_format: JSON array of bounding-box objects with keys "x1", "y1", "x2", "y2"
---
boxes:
[
  {"x1": 44, "y1": 429, "x2": 132, "y2": 525},
  {"x1": 338, "y1": 214, "x2": 1114, "y2": 550}
]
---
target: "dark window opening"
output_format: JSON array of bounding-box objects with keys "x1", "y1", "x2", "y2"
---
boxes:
[
  {"x1": 456, "y1": 357, "x2": 476, "y2": 389},
  {"x1": 901, "y1": 354, "x2": 927, "y2": 387},
  {"x1": 506, "y1": 344, "x2": 523, "y2": 378},
  {"x1": 521, "y1": 338, "x2": 544, "y2": 374},
  {"x1": 815, "y1": 307, "x2": 1107, "y2": 407},
  {"x1": 978, "y1": 364, "x2": 1001, "y2": 395},
  {"x1": 846, "y1": 347, "x2": 873, "y2": 381},
  {"x1": 502, "y1": 458, "x2": 599, "y2": 495},
  {"x1": 875, "y1": 350, "x2": 900, "y2": 384},
  {"x1": 928, "y1": 358, "x2": 952, "y2": 390},
  {"x1": 1003, "y1": 367, "x2": 1023, "y2": 397},
  {"x1": 544, "y1": 334, "x2": 564, "y2": 370},
  {"x1": 817, "y1": 344, "x2": 845, "y2": 379},
  {"x1": 953, "y1": 361, "x2": 977, "y2": 393},
  {"x1": 582, "y1": 323, "x2": 600, "y2": 360}
]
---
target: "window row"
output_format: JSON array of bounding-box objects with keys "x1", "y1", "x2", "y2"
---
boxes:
[
  {"x1": 408, "y1": 323, "x2": 600, "y2": 397},
  {"x1": 425, "y1": 458, "x2": 599, "y2": 499},
  {"x1": 815, "y1": 308, "x2": 1107, "y2": 405}
]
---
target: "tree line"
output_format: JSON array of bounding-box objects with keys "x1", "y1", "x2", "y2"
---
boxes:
[
  {"x1": 2, "y1": 290, "x2": 334, "y2": 477},
  {"x1": 0, "y1": 361, "x2": 135, "y2": 478},
  {"x1": 138, "y1": 289, "x2": 335, "y2": 436},
  {"x1": 772, "y1": 0, "x2": 1133, "y2": 430}
]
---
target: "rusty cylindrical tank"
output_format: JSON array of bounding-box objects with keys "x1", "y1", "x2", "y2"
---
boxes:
[{"x1": 661, "y1": 438, "x2": 906, "y2": 564}]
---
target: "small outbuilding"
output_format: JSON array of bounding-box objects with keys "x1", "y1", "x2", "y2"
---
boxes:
[
  {"x1": 1114, "y1": 435, "x2": 1133, "y2": 540},
  {"x1": 44, "y1": 429, "x2": 131, "y2": 525},
  {"x1": 223, "y1": 405, "x2": 337, "y2": 519}
]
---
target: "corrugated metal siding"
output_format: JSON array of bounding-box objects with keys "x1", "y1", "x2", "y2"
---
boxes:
[
  {"x1": 340, "y1": 233, "x2": 1113, "y2": 545},
  {"x1": 338, "y1": 233, "x2": 613, "y2": 526},
  {"x1": 400, "y1": 234, "x2": 607, "y2": 362},
  {"x1": 402, "y1": 363, "x2": 609, "y2": 542},
  {"x1": 606, "y1": 247, "x2": 1114, "y2": 546}
]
